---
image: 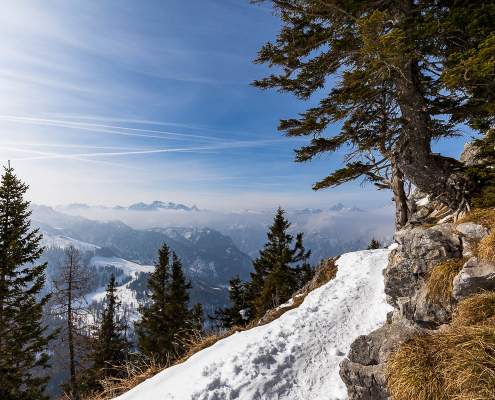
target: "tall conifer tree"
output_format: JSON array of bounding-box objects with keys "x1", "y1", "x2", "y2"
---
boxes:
[
  {"x1": 0, "y1": 165, "x2": 52, "y2": 400},
  {"x1": 85, "y1": 275, "x2": 128, "y2": 392},
  {"x1": 136, "y1": 244, "x2": 198, "y2": 362},
  {"x1": 136, "y1": 244, "x2": 174, "y2": 362},
  {"x1": 248, "y1": 207, "x2": 311, "y2": 318}
]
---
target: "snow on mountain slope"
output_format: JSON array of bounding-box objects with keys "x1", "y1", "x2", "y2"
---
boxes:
[
  {"x1": 115, "y1": 248, "x2": 393, "y2": 400},
  {"x1": 41, "y1": 234, "x2": 100, "y2": 252},
  {"x1": 86, "y1": 257, "x2": 155, "y2": 321},
  {"x1": 91, "y1": 256, "x2": 154, "y2": 275}
]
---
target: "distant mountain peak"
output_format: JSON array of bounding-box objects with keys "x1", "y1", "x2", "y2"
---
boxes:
[{"x1": 128, "y1": 201, "x2": 199, "y2": 212}]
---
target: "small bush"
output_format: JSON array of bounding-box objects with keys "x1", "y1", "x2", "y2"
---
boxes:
[
  {"x1": 478, "y1": 230, "x2": 495, "y2": 263},
  {"x1": 425, "y1": 259, "x2": 465, "y2": 305},
  {"x1": 453, "y1": 291, "x2": 495, "y2": 326}
]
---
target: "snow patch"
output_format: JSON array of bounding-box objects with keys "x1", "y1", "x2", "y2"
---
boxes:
[
  {"x1": 41, "y1": 234, "x2": 100, "y2": 252},
  {"x1": 115, "y1": 249, "x2": 393, "y2": 400}
]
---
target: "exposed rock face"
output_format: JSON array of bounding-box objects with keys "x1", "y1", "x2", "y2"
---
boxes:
[
  {"x1": 339, "y1": 197, "x2": 493, "y2": 399},
  {"x1": 384, "y1": 224, "x2": 461, "y2": 307},
  {"x1": 453, "y1": 257, "x2": 495, "y2": 299},
  {"x1": 340, "y1": 319, "x2": 423, "y2": 400}
]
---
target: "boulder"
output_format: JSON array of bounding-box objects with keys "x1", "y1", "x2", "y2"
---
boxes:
[
  {"x1": 455, "y1": 222, "x2": 489, "y2": 241},
  {"x1": 385, "y1": 224, "x2": 461, "y2": 306},
  {"x1": 452, "y1": 257, "x2": 495, "y2": 299},
  {"x1": 340, "y1": 319, "x2": 422, "y2": 400}
]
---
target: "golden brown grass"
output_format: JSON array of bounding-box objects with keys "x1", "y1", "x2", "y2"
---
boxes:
[
  {"x1": 82, "y1": 356, "x2": 166, "y2": 400},
  {"x1": 478, "y1": 230, "x2": 495, "y2": 263},
  {"x1": 387, "y1": 291, "x2": 495, "y2": 400},
  {"x1": 458, "y1": 207, "x2": 495, "y2": 229},
  {"x1": 386, "y1": 334, "x2": 447, "y2": 400},
  {"x1": 425, "y1": 258, "x2": 465, "y2": 305},
  {"x1": 453, "y1": 291, "x2": 495, "y2": 326}
]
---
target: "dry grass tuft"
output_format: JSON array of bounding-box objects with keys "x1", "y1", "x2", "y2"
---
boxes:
[
  {"x1": 387, "y1": 325, "x2": 495, "y2": 400},
  {"x1": 478, "y1": 230, "x2": 495, "y2": 263},
  {"x1": 306, "y1": 258, "x2": 338, "y2": 292},
  {"x1": 453, "y1": 291, "x2": 495, "y2": 326},
  {"x1": 425, "y1": 258, "x2": 465, "y2": 305},
  {"x1": 386, "y1": 334, "x2": 447, "y2": 400},
  {"x1": 438, "y1": 325, "x2": 495, "y2": 400},
  {"x1": 387, "y1": 290, "x2": 495, "y2": 400},
  {"x1": 458, "y1": 207, "x2": 495, "y2": 229},
  {"x1": 83, "y1": 356, "x2": 166, "y2": 400}
]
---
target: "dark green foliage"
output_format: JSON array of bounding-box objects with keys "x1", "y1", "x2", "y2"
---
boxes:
[
  {"x1": 248, "y1": 207, "x2": 312, "y2": 318},
  {"x1": 467, "y1": 130, "x2": 495, "y2": 208},
  {"x1": 213, "y1": 208, "x2": 313, "y2": 328},
  {"x1": 0, "y1": 165, "x2": 53, "y2": 400},
  {"x1": 367, "y1": 239, "x2": 381, "y2": 250},
  {"x1": 136, "y1": 244, "x2": 201, "y2": 363},
  {"x1": 83, "y1": 275, "x2": 129, "y2": 393},
  {"x1": 212, "y1": 276, "x2": 249, "y2": 328},
  {"x1": 253, "y1": 0, "x2": 495, "y2": 209}
]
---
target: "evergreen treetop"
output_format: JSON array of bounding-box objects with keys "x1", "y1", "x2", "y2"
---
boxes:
[
  {"x1": 0, "y1": 165, "x2": 53, "y2": 400},
  {"x1": 254, "y1": 0, "x2": 495, "y2": 211}
]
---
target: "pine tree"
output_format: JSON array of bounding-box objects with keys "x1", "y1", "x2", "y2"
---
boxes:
[
  {"x1": 248, "y1": 208, "x2": 311, "y2": 318},
  {"x1": 85, "y1": 275, "x2": 128, "y2": 391},
  {"x1": 0, "y1": 165, "x2": 53, "y2": 400},
  {"x1": 168, "y1": 253, "x2": 193, "y2": 354},
  {"x1": 212, "y1": 276, "x2": 249, "y2": 329},
  {"x1": 136, "y1": 244, "x2": 199, "y2": 362},
  {"x1": 136, "y1": 244, "x2": 174, "y2": 362},
  {"x1": 51, "y1": 246, "x2": 89, "y2": 400},
  {"x1": 367, "y1": 239, "x2": 381, "y2": 250},
  {"x1": 253, "y1": 1, "x2": 495, "y2": 211}
]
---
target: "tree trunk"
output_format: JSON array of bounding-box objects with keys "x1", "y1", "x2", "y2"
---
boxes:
[
  {"x1": 394, "y1": 60, "x2": 473, "y2": 211},
  {"x1": 391, "y1": 162, "x2": 409, "y2": 229},
  {"x1": 392, "y1": 2, "x2": 474, "y2": 211}
]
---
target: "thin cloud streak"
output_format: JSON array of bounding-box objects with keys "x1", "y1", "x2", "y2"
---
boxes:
[
  {"x1": 1, "y1": 139, "x2": 279, "y2": 161},
  {"x1": 0, "y1": 116, "x2": 226, "y2": 142},
  {"x1": 2, "y1": 146, "x2": 140, "y2": 169}
]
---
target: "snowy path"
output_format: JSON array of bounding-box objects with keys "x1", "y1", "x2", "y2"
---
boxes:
[{"x1": 116, "y1": 249, "x2": 392, "y2": 400}]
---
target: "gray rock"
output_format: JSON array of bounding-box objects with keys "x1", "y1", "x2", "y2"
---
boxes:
[
  {"x1": 385, "y1": 224, "x2": 461, "y2": 306},
  {"x1": 340, "y1": 360, "x2": 388, "y2": 400},
  {"x1": 453, "y1": 257, "x2": 495, "y2": 299},
  {"x1": 412, "y1": 284, "x2": 451, "y2": 326},
  {"x1": 460, "y1": 142, "x2": 482, "y2": 166},
  {"x1": 340, "y1": 319, "x2": 422, "y2": 400},
  {"x1": 455, "y1": 222, "x2": 489, "y2": 241}
]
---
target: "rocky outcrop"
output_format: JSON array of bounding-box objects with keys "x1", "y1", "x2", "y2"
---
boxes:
[
  {"x1": 340, "y1": 319, "x2": 423, "y2": 400},
  {"x1": 453, "y1": 257, "x2": 495, "y2": 300},
  {"x1": 339, "y1": 197, "x2": 493, "y2": 399}
]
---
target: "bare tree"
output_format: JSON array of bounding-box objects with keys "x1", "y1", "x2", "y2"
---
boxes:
[{"x1": 52, "y1": 246, "x2": 90, "y2": 400}]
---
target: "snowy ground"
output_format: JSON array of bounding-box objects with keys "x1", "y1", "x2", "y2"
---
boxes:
[{"x1": 115, "y1": 248, "x2": 393, "y2": 400}]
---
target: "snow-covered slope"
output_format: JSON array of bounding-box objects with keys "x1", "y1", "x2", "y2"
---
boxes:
[
  {"x1": 41, "y1": 234, "x2": 100, "y2": 252},
  {"x1": 115, "y1": 248, "x2": 393, "y2": 400},
  {"x1": 86, "y1": 256, "x2": 155, "y2": 321}
]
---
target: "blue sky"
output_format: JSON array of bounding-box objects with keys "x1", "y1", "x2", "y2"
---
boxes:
[{"x1": 0, "y1": 0, "x2": 473, "y2": 210}]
